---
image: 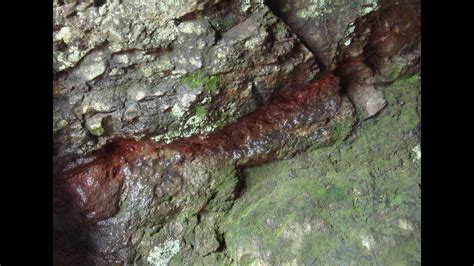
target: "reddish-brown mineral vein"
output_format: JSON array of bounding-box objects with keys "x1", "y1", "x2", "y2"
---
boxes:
[
  {"x1": 53, "y1": 3, "x2": 421, "y2": 263},
  {"x1": 53, "y1": 72, "x2": 344, "y2": 222},
  {"x1": 335, "y1": 2, "x2": 420, "y2": 118},
  {"x1": 53, "y1": 138, "x2": 159, "y2": 220}
]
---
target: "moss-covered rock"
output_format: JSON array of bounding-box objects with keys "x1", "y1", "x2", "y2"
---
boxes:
[
  {"x1": 221, "y1": 75, "x2": 421, "y2": 265},
  {"x1": 180, "y1": 69, "x2": 220, "y2": 94}
]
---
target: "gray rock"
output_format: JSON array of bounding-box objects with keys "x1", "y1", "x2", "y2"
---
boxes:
[
  {"x1": 53, "y1": 0, "x2": 319, "y2": 161},
  {"x1": 53, "y1": 0, "x2": 421, "y2": 265},
  {"x1": 53, "y1": 73, "x2": 356, "y2": 264},
  {"x1": 267, "y1": 0, "x2": 380, "y2": 65}
]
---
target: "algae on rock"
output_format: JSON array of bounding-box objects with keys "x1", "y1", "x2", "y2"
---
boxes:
[{"x1": 221, "y1": 75, "x2": 421, "y2": 265}]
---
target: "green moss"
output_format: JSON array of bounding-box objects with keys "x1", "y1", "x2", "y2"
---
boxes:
[
  {"x1": 377, "y1": 236, "x2": 421, "y2": 265},
  {"x1": 89, "y1": 125, "x2": 104, "y2": 136},
  {"x1": 212, "y1": 109, "x2": 235, "y2": 129},
  {"x1": 263, "y1": 11, "x2": 277, "y2": 24},
  {"x1": 220, "y1": 75, "x2": 421, "y2": 264},
  {"x1": 276, "y1": 23, "x2": 286, "y2": 33},
  {"x1": 394, "y1": 73, "x2": 420, "y2": 85},
  {"x1": 180, "y1": 71, "x2": 203, "y2": 90},
  {"x1": 325, "y1": 186, "x2": 349, "y2": 202},
  {"x1": 205, "y1": 164, "x2": 238, "y2": 213},
  {"x1": 142, "y1": 228, "x2": 154, "y2": 240},
  {"x1": 388, "y1": 67, "x2": 422, "y2": 84},
  {"x1": 204, "y1": 75, "x2": 219, "y2": 93},
  {"x1": 388, "y1": 65, "x2": 404, "y2": 81},
  {"x1": 331, "y1": 118, "x2": 353, "y2": 144},
  {"x1": 180, "y1": 70, "x2": 220, "y2": 94},
  {"x1": 119, "y1": 200, "x2": 129, "y2": 209},
  {"x1": 194, "y1": 105, "x2": 208, "y2": 119},
  {"x1": 223, "y1": 177, "x2": 330, "y2": 256},
  {"x1": 328, "y1": 97, "x2": 357, "y2": 145}
]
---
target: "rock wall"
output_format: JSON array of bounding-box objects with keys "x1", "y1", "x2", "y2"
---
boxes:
[
  {"x1": 53, "y1": 0, "x2": 319, "y2": 162},
  {"x1": 54, "y1": 72, "x2": 356, "y2": 264},
  {"x1": 222, "y1": 75, "x2": 421, "y2": 265},
  {"x1": 53, "y1": 0, "x2": 421, "y2": 264}
]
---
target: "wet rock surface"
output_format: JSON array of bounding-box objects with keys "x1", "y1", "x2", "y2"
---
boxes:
[
  {"x1": 266, "y1": 0, "x2": 381, "y2": 66},
  {"x1": 335, "y1": 0, "x2": 420, "y2": 118},
  {"x1": 53, "y1": 0, "x2": 319, "y2": 161},
  {"x1": 266, "y1": 0, "x2": 420, "y2": 119},
  {"x1": 53, "y1": 73, "x2": 356, "y2": 264},
  {"x1": 222, "y1": 75, "x2": 420, "y2": 265},
  {"x1": 53, "y1": 0, "x2": 421, "y2": 264}
]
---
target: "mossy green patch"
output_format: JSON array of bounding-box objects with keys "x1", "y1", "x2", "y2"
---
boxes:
[
  {"x1": 220, "y1": 74, "x2": 421, "y2": 264},
  {"x1": 204, "y1": 75, "x2": 219, "y2": 93},
  {"x1": 388, "y1": 64, "x2": 404, "y2": 81},
  {"x1": 276, "y1": 23, "x2": 286, "y2": 33},
  {"x1": 213, "y1": 109, "x2": 233, "y2": 128},
  {"x1": 180, "y1": 71, "x2": 203, "y2": 90},
  {"x1": 194, "y1": 105, "x2": 208, "y2": 120},
  {"x1": 263, "y1": 11, "x2": 277, "y2": 25},
  {"x1": 89, "y1": 125, "x2": 104, "y2": 136},
  {"x1": 331, "y1": 115, "x2": 355, "y2": 145},
  {"x1": 180, "y1": 69, "x2": 220, "y2": 94},
  {"x1": 205, "y1": 164, "x2": 239, "y2": 213}
]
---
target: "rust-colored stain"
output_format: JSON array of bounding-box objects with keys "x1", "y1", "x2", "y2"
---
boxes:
[
  {"x1": 53, "y1": 72, "x2": 340, "y2": 222},
  {"x1": 336, "y1": 3, "x2": 420, "y2": 83}
]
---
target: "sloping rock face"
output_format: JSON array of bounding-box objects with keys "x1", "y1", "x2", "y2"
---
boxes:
[
  {"x1": 267, "y1": 0, "x2": 420, "y2": 119},
  {"x1": 53, "y1": 0, "x2": 319, "y2": 161},
  {"x1": 222, "y1": 76, "x2": 421, "y2": 265},
  {"x1": 336, "y1": 0, "x2": 421, "y2": 83},
  {"x1": 53, "y1": 73, "x2": 356, "y2": 264},
  {"x1": 53, "y1": 0, "x2": 421, "y2": 265},
  {"x1": 335, "y1": 0, "x2": 420, "y2": 118},
  {"x1": 266, "y1": 0, "x2": 381, "y2": 66}
]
